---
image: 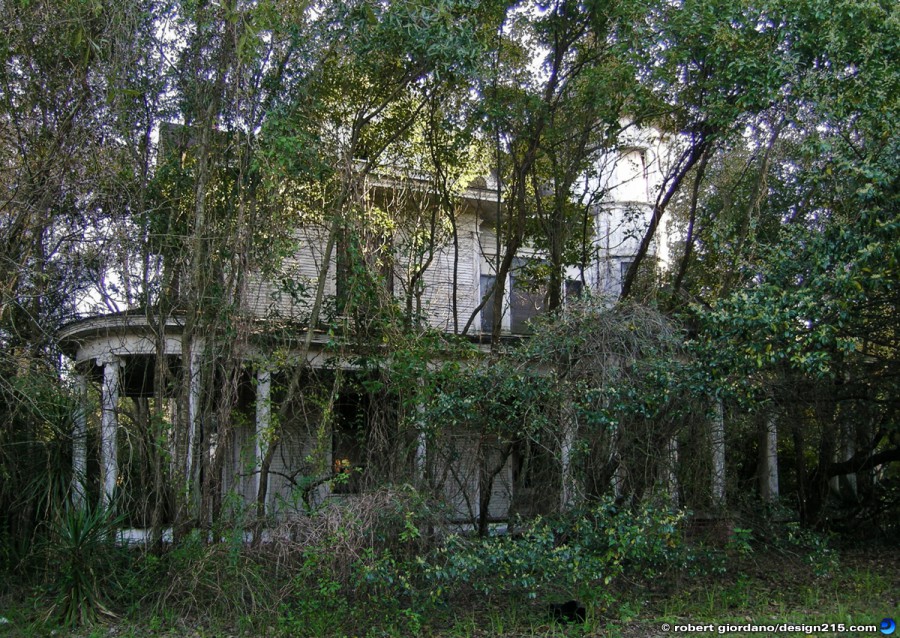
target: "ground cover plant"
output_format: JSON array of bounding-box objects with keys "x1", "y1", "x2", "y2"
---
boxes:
[{"x1": 0, "y1": 488, "x2": 897, "y2": 637}]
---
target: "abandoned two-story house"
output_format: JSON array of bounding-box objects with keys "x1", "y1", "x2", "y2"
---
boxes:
[{"x1": 57, "y1": 126, "x2": 671, "y2": 528}]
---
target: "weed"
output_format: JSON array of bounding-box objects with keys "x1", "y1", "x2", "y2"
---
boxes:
[
  {"x1": 726, "y1": 527, "x2": 754, "y2": 556},
  {"x1": 784, "y1": 523, "x2": 839, "y2": 577}
]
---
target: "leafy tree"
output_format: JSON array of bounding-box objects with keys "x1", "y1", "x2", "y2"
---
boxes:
[
  {"x1": 0, "y1": 0, "x2": 166, "y2": 555},
  {"x1": 1, "y1": 0, "x2": 896, "y2": 565},
  {"x1": 682, "y1": 0, "x2": 899, "y2": 527}
]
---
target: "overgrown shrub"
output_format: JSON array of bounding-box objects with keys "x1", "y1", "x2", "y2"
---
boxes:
[
  {"x1": 140, "y1": 528, "x2": 277, "y2": 624},
  {"x1": 126, "y1": 486, "x2": 444, "y2": 634},
  {"x1": 270, "y1": 485, "x2": 443, "y2": 631},
  {"x1": 0, "y1": 365, "x2": 79, "y2": 574},
  {"x1": 16, "y1": 486, "x2": 696, "y2": 634},
  {"x1": 423, "y1": 498, "x2": 688, "y2": 606}
]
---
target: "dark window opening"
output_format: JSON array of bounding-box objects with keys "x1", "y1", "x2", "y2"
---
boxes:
[
  {"x1": 480, "y1": 274, "x2": 496, "y2": 333},
  {"x1": 511, "y1": 440, "x2": 556, "y2": 517},
  {"x1": 332, "y1": 393, "x2": 367, "y2": 494},
  {"x1": 510, "y1": 260, "x2": 546, "y2": 334},
  {"x1": 619, "y1": 260, "x2": 634, "y2": 293},
  {"x1": 565, "y1": 279, "x2": 584, "y2": 302},
  {"x1": 481, "y1": 262, "x2": 550, "y2": 334}
]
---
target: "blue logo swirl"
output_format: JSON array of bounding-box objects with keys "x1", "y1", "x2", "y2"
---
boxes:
[{"x1": 881, "y1": 618, "x2": 896, "y2": 635}]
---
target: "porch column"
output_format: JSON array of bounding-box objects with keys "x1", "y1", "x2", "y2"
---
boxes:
[
  {"x1": 711, "y1": 400, "x2": 726, "y2": 506},
  {"x1": 97, "y1": 354, "x2": 122, "y2": 510},
  {"x1": 666, "y1": 435, "x2": 679, "y2": 504},
  {"x1": 610, "y1": 423, "x2": 625, "y2": 499},
  {"x1": 255, "y1": 367, "x2": 271, "y2": 513},
  {"x1": 560, "y1": 421, "x2": 575, "y2": 510},
  {"x1": 415, "y1": 427, "x2": 428, "y2": 487},
  {"x1": 71, "y1": 373, "x2": 88, "y2": 508},
  {"x1": 168, "y1": 400, "x2": 179, "y2": 477},
  {"x1": 415, "y1": 379, "x2": 428, "y2": 487},
  {"x1": 186, "y1": 337, "x2": 203, "y2": 494},
  {"x1": 760, "y1": 414, "x2": 779, "y2": 502},
  {"x1": 842, "y1": 427, "x2": 857, "y2": 496},
  {"x1": 830, "y1": 419, "x2": 857, "y2": 498}
]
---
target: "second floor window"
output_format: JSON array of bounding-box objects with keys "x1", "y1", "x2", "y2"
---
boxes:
[
  {"x1": 479, "y1": 260, "x2": 547, "y2": 334},
  {"x1": 509, "y1": 268, "x2": 545, "y2": 334}
]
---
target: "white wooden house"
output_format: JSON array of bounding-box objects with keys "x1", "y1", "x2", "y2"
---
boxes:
[{"x1": 57, "y1": 130, "x2": 670, "y2": 526}]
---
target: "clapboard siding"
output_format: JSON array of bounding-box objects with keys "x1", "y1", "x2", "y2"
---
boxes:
[
  {"x1": 222, "y1": 417, "x2": 327, "y2": 517},
  {"x1": 412, "y1": 217, "x2": 479, "y2": 332},
  {"x1": 244, "y1": 225, "x2": 336, "y2": 321},
  {"x1": 432, "y1": 432, "x2": 514, "y2": 523},
  {"x1": 234, "y1": 188, "x2": 546, "y2": 522},
  {"x1": 243, "y1": 213, "x2": 483, "y2": 332},
  {"x1": 487, "y1": 444, "x2": 514, "y2": 520},
  {"x1": 433, "y1": 433, "x2": 480, "y2": 522},
  {"x1": 222, "y1": 423, "x2": 257, "y2": 504}
]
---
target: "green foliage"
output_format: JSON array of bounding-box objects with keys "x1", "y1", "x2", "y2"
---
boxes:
[
  {"x1": 422, "y1": 357, "x2": 556, "y2": 440},
  {"x1": 0, "y1": 364, "x2": 82, "y2": 575},
  {"x1": 662, "y1": 0, "x2": 900, "y2": 527},
  {"x1": 47, "y1": 505, "x2": 126, "y2": 627},
  {"x1": 280, "y1": 548, "x2": 350, "y2": 638},
  {"x1": 696, "y1": 202, "x2": 897, "y2": 387},
  {"x1": 519, "y1": 299, "x2": 710, "y2": 503},
  {"x1": 725, "y1": 527, "x2": 754, "y2": 557},
  {"x1": 269, "y1": 487, "x2": 441, "y2": 635},
  {"x1": 783, "y1": 523, "x2": 839, "y2": 579},
  {"x1": 424, "y1": 499, "x2": 687, "y2": 604},
  {"x1": 142, "y1": 528, "x2": 276, "y2": 623},
  {"x1": 646, "y1": 0, "x2": 797, "y2": 133},
  {"x1": 1, "y1": 1, "x2": 897, "y2": 630}
]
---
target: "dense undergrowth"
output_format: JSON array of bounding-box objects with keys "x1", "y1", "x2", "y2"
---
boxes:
[{"x1": 1, "y1": 486, "x2": 897, "y2": 637}]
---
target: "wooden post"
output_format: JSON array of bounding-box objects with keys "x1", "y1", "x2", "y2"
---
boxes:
[
  {"x1": 255, "y1": 367, "x2": 271, "y2": 514},
  {"x1": 611, "y1": 423, "x2": 625, "y2": 499},
  {"x1": 666, "y1": 435, "x2": 679, "y2": 504},
  {"x1": 560, "y1": 419, "x2": 575, "y2": 510},
  {"x1": 97, "y1": 354, "x2": 122, "y2": 510},
  {"x1": 842, "y1": 423, "x2": 857, "y2": 496},
  {"x1": 414, "y1": 378, "x2": 428, "y2": 487},
  {"x1": 760, "y1": 414, "x2": 779, "y2": 502},
  {"x1": 830, "y1": 419, "x2": 857, "y2": 498},
  {"x1": 72, "y1": 372, "x2": 88, "y2": 508},
  {"x1": 187, "y1": 337, "x2": 203, "y2": 499},
  {"x1": 415, "y1": 423, "x2": 428, "y2": 487}
]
